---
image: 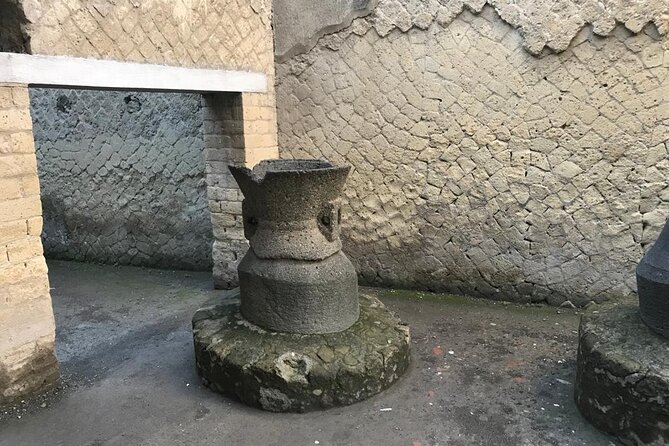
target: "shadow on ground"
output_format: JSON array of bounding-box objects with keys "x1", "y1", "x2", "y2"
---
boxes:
[{"x1": 0, "y1": 260, "x2": 618, "y2": 446}]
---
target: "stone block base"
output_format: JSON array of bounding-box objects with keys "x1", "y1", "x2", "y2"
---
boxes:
[
  {"x1": 192, "y1": 292, "x2": 410, "y2": 412},
  {"x1": 575, "y1": 306, "x2": 669, "y2": 445},
  {"x1": 0, "y1": 341, "x2": 60, "y2": 407}
]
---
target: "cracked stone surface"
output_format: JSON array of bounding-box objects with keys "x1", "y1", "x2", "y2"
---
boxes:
[
  {"x1": 273, "y1": 0, "x2": 377, "y2": 60},
  {"x1": 368, "y1": 0, "x2": 668, "y2": 55},
  {"x1": 30, "y1": 88, "x2": 213, "y2": 270},
  {"x1": 575, "y1": 305, "x2": 669, "y2": 445},
  {"x1": 277, "y1": 5, "x2": 669, "y2": 306},
  {"x1": 275, "y1": 0, "x2": 668, "y2": 58},
  {"x1": 0, "y1": 260, "x2": 618, "y2": 445},
  {"x1": 17, "y1": 0, "x2": 274, "y2": 73},
  {"x1": 192, "y1": 291, "x2": 410, "y2": 412}
]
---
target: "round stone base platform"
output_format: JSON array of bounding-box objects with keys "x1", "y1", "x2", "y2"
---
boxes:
[
  {"x1": 575, "y1": 306, "x2": 669, "y2": 445},
  {"x1": 192, "y1": 292, "x2": 410, "y2": 412}
]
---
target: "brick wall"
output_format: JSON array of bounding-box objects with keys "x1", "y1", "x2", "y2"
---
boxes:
[
  {"x1": 203, "y1": 92, "x2": 278, "y2": 289},
  {"x1": 13, "y1": 0, "x2": 281, "y2": 287},
  {"x1": 242, "y1": 92, "x2": 280, "y2": 166},
  {"x1": 203, "y1": 93, "x2": 246, "y2": 289},
  {"x1": 0, "y1": 84, "x2": 59, "y2": 406}
]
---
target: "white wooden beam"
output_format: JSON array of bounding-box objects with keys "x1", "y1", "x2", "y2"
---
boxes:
[{"x1": 0, "y1": 52, "x2": 267, "y2": 93}]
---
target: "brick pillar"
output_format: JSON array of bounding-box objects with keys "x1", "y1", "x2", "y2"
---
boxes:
[
  {"x1": 204, "y1": 91, "x2": 278, "y2": 289},
  {"x1": 203, "y1": 93, "x2": 247, "y2": 289},
  {"x1": 242, "y1": 92, "x2": 279, "y2": 167},
  {"x1": 0, "y1": 83, "x2": 59, "y2": 405}
]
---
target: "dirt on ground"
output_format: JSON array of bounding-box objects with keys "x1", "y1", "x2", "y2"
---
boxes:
[{"x1": 0, "y1": 260, "x2": 619, "y2": 446}]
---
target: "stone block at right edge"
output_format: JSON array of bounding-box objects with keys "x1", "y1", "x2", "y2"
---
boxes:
[
  {"x1": 637, "y1": 217, "x2": 669, "y2": 339},
  {"x1": 574, "y1": 307, "x2": 669, "y2": 445}
]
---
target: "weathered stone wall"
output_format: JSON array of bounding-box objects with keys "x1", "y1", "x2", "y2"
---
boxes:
[
  {"x1": 1, "y1": 0, "x2": 279, "y2": 404},
  {"x1": 11, "y1": 0, "x2": 281, "y2": 285},
  {"x1": 30, "y1": 88, "x2": 212, "y2": 270},
  {"x1": 13, "y1": 0, "x2": 281, "y2": 278},
  {"x1": 274, "y1": 0, "x2": 669, "y2": 58},
  {"x1": 204, "y1": 91, "x2": 279, "y2": 289},
  {"x1": 18, "y1": 0, "x2": 273, "y2": 72},
  {"x1": 274, "y1": 0, "x2": 376, "y2": 60},
  {"x1": 201, "y1": 93, "x2": 243, "y2": 288},
  {"x1": 0, "y1": 84, "x2": 59, "y2": 406},
  {"x1": 0, "y1": 0, "x2": 30, "y2": 52},
  {"x1": 276, "y1": 2, "x2": 669, "y2": 305}
]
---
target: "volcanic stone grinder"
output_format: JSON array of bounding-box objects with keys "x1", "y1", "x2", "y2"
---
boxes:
[
  {"x1": 230, "y1": 159, "x2": 358, "y2": 334},
  {"x1": 637, "y1": 217, "x2": 669, "y2": 338},
  {"x1": 575, "y1": 217, "x2": 669, "y2": 445},
  {"x1": 192, "y1": 159, "x2": 410, "y2": 412}
]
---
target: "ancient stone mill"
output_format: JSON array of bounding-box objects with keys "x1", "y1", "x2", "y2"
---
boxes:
[
  {"x1": 575, "y1": 217, "x2": 669, "y2": 445},
  {"x1": 192, "y1": 159, "x2": 411, "y2": 412}
]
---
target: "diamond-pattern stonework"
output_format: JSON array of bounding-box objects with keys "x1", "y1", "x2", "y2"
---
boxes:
[
  {"x1": 274, "y1": 0, "x2": 669, "y2": 59},
  {"x1": 354, "y1": 0, "x2": 668, "y2": 55},
  {"x1": 30, "y1": 88, "x2": 212, "y2": 271},
  {"x1": 277, "y1": 7, "x2": 669, "y2": 305},
  {"x1": 2, "y1": 0, "x2": 280, "y2": 405},
  {"x1": 20, "y1": 0, "x2": 273, "y2": 73},
  {"x1": 11, "y1": 0, "x2": 282, "y2": 288}
]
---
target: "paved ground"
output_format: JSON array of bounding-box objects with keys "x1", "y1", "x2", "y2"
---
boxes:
[{"x1": 0, "y1": 260, "x2": 618, "y2": 446}]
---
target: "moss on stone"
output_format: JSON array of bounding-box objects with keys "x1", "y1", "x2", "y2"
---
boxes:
[
  {"x1": 192, "y1": 293, "x2": 410, "y2": 412},
  {"x1": 575, "y1": 306, "x2": 669, "y2": 445}
]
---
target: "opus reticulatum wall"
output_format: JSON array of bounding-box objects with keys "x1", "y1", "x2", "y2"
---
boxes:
[
  {"x1": 0, "y1": 0, "x2": 278, "y2": 404},
  {"x1": 30, "y1": 88, "x2": 213, "y2": 271},
  {"x1": 275, "y1": 0, "x2": 669, "y2": 306}
]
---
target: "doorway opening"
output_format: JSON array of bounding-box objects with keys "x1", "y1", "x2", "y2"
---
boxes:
[{"x1": 30, "y1": 87, "x2": 213, "y2": 271}]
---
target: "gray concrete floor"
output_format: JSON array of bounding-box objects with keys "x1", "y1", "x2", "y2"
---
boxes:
[{"x1": 0, "y1": 260, "x2": 618, "y2": 446}]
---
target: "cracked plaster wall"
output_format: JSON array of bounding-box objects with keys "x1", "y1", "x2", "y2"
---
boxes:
[
  {"x1": 276, "y1": 2, "x2": 669, "y2": 305},
  {"x1": 30, "y1": 88, "x2": 212, "y2": 271}
]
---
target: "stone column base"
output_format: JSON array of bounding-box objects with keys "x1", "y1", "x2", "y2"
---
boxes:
[
  {"x1": 192, "y1": 291, "x2": 410, "y2": 412},
  {"x1": 0, "y1": 341, "x2": 59, "y2": 407},
  {"x1": 575, "y1": 306, "x2": 669, "y2": 445}
]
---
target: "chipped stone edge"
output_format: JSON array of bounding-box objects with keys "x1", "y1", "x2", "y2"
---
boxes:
[
  {"x1": 574, "y1": 307, "x2": 669, "y2": 445},
  {"x1": 192, "y1": 293, "x2": 411, "y2": 412},
  {"x1": 279, "y1": 0, "x2": 668, "y2": 62},
  {"x1": 275, "y1": 0, "x2": 380, "y2": 63}
]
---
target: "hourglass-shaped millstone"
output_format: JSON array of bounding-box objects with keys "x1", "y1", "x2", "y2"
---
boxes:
[
  {"x1": 193, "y1": 159, "x2": 409, "y2": 412},
  {"x1": 637, "y1": 217, "x2": 669, "y2": 338},
  {"x1": 229, "y1": 159, "x2": 359, "y2": 334}
]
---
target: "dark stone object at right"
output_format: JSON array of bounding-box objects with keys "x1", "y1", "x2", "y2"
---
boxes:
[{"x1": 637, "y1": 217, "x2": 669, "y2": 338}]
